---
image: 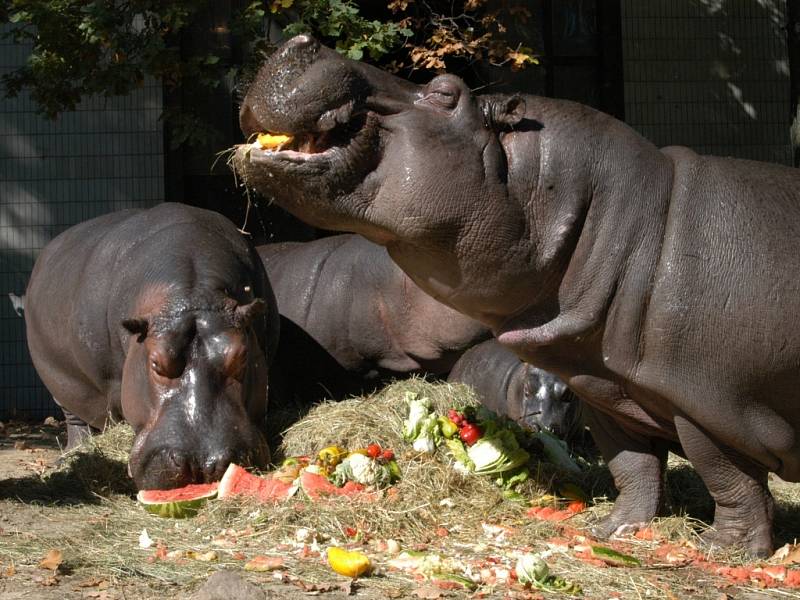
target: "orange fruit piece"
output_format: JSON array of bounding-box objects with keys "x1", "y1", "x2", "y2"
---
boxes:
[
  {"x1": 256, "y1": 133, "x2": 291, "y2": 149},
  {"x1": 326, "y1": 546, "x2": 371, "y2": 578}
]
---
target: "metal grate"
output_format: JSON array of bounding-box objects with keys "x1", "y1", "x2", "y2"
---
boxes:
[
  {"x1": 0, "y1": 25, "x2": 165, "y2": 420},
  {"x1": 621, "y1": 0, "x2": 793, "y2": 164}
]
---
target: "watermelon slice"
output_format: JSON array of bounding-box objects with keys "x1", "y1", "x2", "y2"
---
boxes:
[
  {"x1": 218, "y1": 463, "x2": 296, "y2": 503},
  {"x1": 299, "y1": 469, "x2": 367, "y2": 501},
  {"x1": 137, "y1": 482, "x2": 218, "y2": 518}
]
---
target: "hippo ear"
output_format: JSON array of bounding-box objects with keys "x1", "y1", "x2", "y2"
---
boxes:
[
  {"x1": 236, "y1": 298, "x2": 266, "y2": 327},
  {"x1": 122, "y1": 317, "x2": 149, "y2": 343},
  {"x1": 483, "y1": 94, "x2": 526, "y2": 130}
]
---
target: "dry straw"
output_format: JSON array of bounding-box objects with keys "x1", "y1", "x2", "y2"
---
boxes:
[{"x1": 2, "y1": 378, "x2": 790, "y2": 597}]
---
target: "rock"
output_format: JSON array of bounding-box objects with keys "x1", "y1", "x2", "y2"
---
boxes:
[{"x1": 192, "y1": 570, "x2": 265, "y2": 600}]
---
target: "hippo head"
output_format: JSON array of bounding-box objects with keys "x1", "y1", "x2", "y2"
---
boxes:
[
  {"x1": 121, "y1": 291, "x2": 272, "y2": 490},
  {"x1": 513, "y1": 365, "x2": 583, "y2": 440},
  {"x1": 236, "y1": 37, "x2": 534, "y2": 321}
]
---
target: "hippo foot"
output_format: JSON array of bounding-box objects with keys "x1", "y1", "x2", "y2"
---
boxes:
[
  {"x1": 590, "y1": 503, "x2": 656, "y2": 539},
  {"x1": 699, "y1": 500, "x2": 775, "y2": 559},
  {"x1": 700, "y1": 526, "x2": 773, "y2": 559}
]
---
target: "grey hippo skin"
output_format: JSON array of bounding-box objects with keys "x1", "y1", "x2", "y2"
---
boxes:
[
  {"x1": 25, "y1": 203, "x2": 278, "y2": 490},
  {"x1": 257, "y1": 233, "x2": 490, "y2": 403},
  {"x1": 448, "y1": 339, "x2": 582, "y2": 441},
  {"x1": 234, "y1": 35, "x2": 800, "y2": 557}
]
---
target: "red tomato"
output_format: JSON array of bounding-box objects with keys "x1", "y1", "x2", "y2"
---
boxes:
[
  {"x1": 447, "y1": 409, "x2": 464, "y2": 426},
  {"x1": 380, "y1": 449, "x2": 395, "y2": 461},
  {"x1": 366, "y1": 443, "x2": 382, "y2": 459},
  {"x1": 459, "y1": 423, "x2": 482, "y2": 446}
]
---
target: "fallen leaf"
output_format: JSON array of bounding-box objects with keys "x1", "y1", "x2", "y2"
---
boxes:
[
  {"x1": 75, "y1": 577, "x2": 108, "y2": 588},
  {"x1": 291, "y1": 579, "x2": 338, "y2": 593},
  {"x1": 244, "y1": 555, "x2": 285, "y2": 572},
  {"x1": 414, "y1": 585, "x2": 444, "y2": 599},
  {"x1": 38, "y1": 574, "x2": 59, "y2": 586},
  {"x1": 38, "y1": 549, "x2": 63, "y2": 571},
  {"x1": 3, "y1": 564, "x2": 15, "y2": 577}
]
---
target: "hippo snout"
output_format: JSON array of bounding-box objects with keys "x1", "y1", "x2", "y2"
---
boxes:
[{"x1": 132, "y1": 442, "x2": 270, "y2": 490}]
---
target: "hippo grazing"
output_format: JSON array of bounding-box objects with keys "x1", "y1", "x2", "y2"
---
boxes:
[
  {"x1": 257, "y1": 234, "x2": 490, "y2": 403},
  {"x1": 25, "y1": 203, "x2": 278, "y2": 490},
  {"x1": 448, "y1": 339, "x2": 582, "y2": 441},
  {"x1": 234, "y1": 35, "x2": 800, "y2": 556}
]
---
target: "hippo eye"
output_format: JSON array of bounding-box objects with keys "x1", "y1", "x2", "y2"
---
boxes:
[
  {"x1": 150, "y1": 359, "x2": 167, "y2": 377},
  {"x1": 417, "y1": 78, "x2": 461, "y2": 111},
  {"x1": 150, "y1": 353, "x2": 184, "y2": 379}
]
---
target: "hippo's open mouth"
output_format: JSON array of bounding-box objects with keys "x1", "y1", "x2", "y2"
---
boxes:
[{"x1": 244, "y1": 112, "x2": 377, "y2": 177}]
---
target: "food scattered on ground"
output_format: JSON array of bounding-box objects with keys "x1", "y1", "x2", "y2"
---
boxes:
[
  {"x1": 327, "y1": 546, "x2": 371, "y2": 578},
  {"x1": 4, "y1": 381, "x2": 800, "y2": 599}
]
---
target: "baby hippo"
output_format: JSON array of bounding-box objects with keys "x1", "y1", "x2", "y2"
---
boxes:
[{"x1": 448, "y1": 339, "x2": 583, "y2": 440}]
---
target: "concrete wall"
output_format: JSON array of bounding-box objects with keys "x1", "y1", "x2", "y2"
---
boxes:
[
  {"x1": 0, "y1": 26, "x2": 165, "y2": 420},
  {"x1": 622, "y1": 0, "x2": 793, "y2": 164}
]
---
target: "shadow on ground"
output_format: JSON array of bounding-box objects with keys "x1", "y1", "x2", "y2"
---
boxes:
[{"x1": 0, "y1": 450, "x2": 135, "y2": 505}]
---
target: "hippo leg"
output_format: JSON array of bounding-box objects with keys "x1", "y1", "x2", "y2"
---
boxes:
[
  {"x1": 585, "y1": 406, "x2": 666, "y2": 538},
  {"x1": 61, "y1": 407, "x2": 96, "y2": 451},
  {"x1": 673, "y1": 415, "x2": 774, "y2": 558}
]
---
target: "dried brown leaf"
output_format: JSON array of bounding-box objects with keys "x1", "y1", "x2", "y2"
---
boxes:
[
  {"x1": 244, "y1": 555, "x2": 285, "y2": 572},
  {"x1": 38, "y1": 549, "x2": 63, "y2": 571},
  {"x1": 414, "y1": 585, "x2": 444, "y2": 599}
]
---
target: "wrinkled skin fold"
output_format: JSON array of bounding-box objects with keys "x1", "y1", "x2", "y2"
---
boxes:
[
  {"x1": 25, "y1": 203, "x2": 279, "y2": 490},
  {"x1": 235, "y1": 35, "x2": 800, "y2": 558}
]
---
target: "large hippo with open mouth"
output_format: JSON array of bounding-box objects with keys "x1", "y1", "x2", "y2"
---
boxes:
[
  {"x1": 25, "y1": 203, "x2": 278, "y2": 490},
  {"x1": 233, "y1": 35, "x2": 800, "y2": 557},
  {"x1": 448, "y1": 339, "x2": 582, "y2": 441},
  {"x1": 258, "y1": 234, "x2": 490, "y2": 402}
]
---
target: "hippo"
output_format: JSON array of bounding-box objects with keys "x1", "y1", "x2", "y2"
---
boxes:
[
  {"x1": 25, "y1": 203, "x2": 279, "y2": 490},
  {"x1": 233, "y1": 35, "x2": 800, "y2": 556},
  {"x1": 448, "y1": 339, "x2": 582, "y2": 441},
  {"x1": 257, "y1": 233, "x2": 490, "y2": 403}
]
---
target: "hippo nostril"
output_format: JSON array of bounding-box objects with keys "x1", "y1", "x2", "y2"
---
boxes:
[
  {"x1": 166, "y1": 448, "x2": 187, "y2": 470},
  {"x1": 202, "y1": 450, "x2": 238, "y2": 483}
]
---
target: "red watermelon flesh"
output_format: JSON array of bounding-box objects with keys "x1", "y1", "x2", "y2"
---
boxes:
[
  {"x1": 137, "y1": 482, "x2": 219, "y2": 518},
  {"x1": 139, "y1": 482, "x2": 218, "y2": 503},
  {"x1": 218, "y1": 463, "x2": 295, "y2": 503},
  {"x1": 299, "y1": 470, "x2": 367, "y2": 501}
]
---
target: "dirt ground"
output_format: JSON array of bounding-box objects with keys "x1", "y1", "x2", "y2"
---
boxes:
[{"x1": 1, "y1": 417, "x2": 800, "y2": 600}]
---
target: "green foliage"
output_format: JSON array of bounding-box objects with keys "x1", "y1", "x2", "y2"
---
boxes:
[
  {"x1": 4, "y1": 1, "x2": 211, "y2": 116},
  {"x1": 2, "y1": 0, "x2": 537, "y2": 148},
  {"x1": 279, "y1": 0, "x2": 411, "y2": 61}
]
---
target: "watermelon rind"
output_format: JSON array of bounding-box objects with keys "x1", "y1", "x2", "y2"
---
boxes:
[{"x1": 137, "y1": 484, "x2": 218, "y2": 519}]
